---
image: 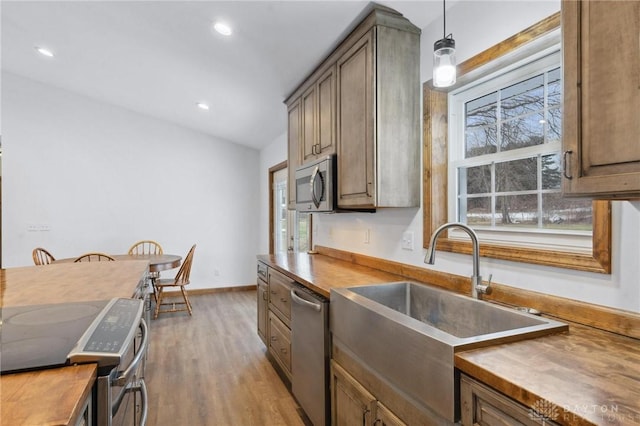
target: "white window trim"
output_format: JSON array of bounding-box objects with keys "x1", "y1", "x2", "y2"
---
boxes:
[{"x1": 446, "y1": 45, "x2": 592, "y2": 253}]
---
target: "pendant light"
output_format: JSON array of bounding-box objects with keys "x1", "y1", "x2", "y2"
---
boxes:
[{"x1": 433, "y1": 0, "x2": 456, "y2": 88}]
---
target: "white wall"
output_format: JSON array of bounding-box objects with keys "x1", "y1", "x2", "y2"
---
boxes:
[
  {"x1": 2, "y1": 72, "x2": 260, "y2": 289},
  {"x1": 259, "y1": 0, "x2": 640, "y2": 313}
]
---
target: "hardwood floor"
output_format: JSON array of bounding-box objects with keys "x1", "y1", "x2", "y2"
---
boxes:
[{"x1": 145, "y1": 290, "x2": 305, "y2": 426}]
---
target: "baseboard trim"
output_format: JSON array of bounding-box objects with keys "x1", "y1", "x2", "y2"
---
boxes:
[{"x1": 164, "y1": 285, "x2": 256, "y2": 297}]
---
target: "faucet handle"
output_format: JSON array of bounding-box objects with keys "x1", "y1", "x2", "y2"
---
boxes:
[{"x1": 477, "y1": 274, "x2": 493, "y2": 296}]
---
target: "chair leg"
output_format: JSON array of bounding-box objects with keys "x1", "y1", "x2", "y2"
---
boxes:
[
  {"x1": 154, "y1": 286, "x2": 163, "y2": 320},
  {"x1": 150, "y1": 277, "x2": 158, "y2": 304},
  {"x1": 180, "y1": 286, "x2": 193, "y2": 316}
]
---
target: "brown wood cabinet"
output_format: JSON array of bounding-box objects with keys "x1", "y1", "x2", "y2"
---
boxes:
[
  {"x1": 285, "y1": 5, "x2": 420, "y2": 210},
  {"x1": 256, "y1": 262, "x2": 268, "y2": 345},
  {"x1": 337, "y1": 23, "x2": 420, "y2": 209},
  {"x1": 331, "y1": 361, "x2": 408, "y2": 426},
  {"x1": 460, "y1": 375, "x2": 560, "y2": 426},
  {"x1": 300, "y1": 66, "x2": 337, "y2": 164},
  {"x1": 268, "y1": 311, "x2": 292, "y2": 380},
  {"x1": 562, "y1": 0, "x2": 640, "y2": 198},
  {"x1": 287, "y1": 100, "x2": 302, "y2": 209}
]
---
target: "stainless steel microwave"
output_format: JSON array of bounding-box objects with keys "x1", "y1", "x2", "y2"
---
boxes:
[{"x1": 295, "y1": 155, "x2": 336, "y2": 212}]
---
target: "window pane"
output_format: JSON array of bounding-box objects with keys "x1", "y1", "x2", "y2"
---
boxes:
[
  {"x1": 496, "y1": 158, "x2": 537, "y2": 192},
  {"x1": 547, "y1": 106, "x2": 562, "y2": 142},
  {"x1": 501, "y1": 74, "x2": 544, "y2": 120},
  {"x1": 542, "y1": 193, "x2": 592, "y2": 230},
  {"x1": 466, "y1": 92, "x2": 497, "y2": 126},
  {"x1": 461, "y1": 197, "x2": 492, "y2": 226},
  {"x1": 459, "y1": 165, "x2": 491, "y2": 194},
  {"x1": 496, "y1": 194, "x2": 538, "y2": 227},
  {"x1": 542, "y1": 154, "x2": 562, "y2": 189},
  {"x1": 465, "y1": 126, "x2": 497, "y2": 157},
  {"x1": 547, "y1": 67, "x2": 562, "y2": 107},
  {"x1": 501, "y1": 112, "x2": 545, "y2": 150}
]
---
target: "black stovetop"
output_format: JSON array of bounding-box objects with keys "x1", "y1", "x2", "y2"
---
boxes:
[{"x1": 1, "y1": 299, "x2": 110, "y2": 374}]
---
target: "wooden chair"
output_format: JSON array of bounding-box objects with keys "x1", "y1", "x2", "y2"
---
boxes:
[
  {"x1": 32, "y1": 247, "x2": 55, "y2": 265},
  {"x1": 74, "y1": 252, "x2": 116, "y2": 262},
  {"x1": 128, "y1": 240, "x2": 164, "y2": 302},
  {"x1": 127, "y1": 240, "x2": 163, "y2": 256},
  {"x1": 154, "y1": 244, "x2": 196, "y2": 319}
]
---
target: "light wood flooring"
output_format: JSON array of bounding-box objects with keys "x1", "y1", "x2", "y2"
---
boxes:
[{"x1": 145, "y1": 290, "x2": 305, "y2": 426}]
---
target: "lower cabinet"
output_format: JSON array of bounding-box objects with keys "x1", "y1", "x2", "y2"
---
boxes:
[
  {"x1": 268, "y1": 311, "x2": 292, "y2": 380},
  {"x1": 256, "y1": 278, "x2": 268, "y2": 345},
  {"x1": 460, "y1": 374, "x2": 560, "y2": 426},
  {"x1": 331, "y1": 360, "x2": 406, "y2": 426}
]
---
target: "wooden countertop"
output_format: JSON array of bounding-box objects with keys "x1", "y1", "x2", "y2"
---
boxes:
[
  {"x1": 0, "y1": 261, "x2": 149, "y2": 425},
  {"x1": 257, "y1": 252, "x2": 407, "y2": 298},
  {"x1": 1, "y1": 260, "x2": 149, "y2": 307},
  {"x1": 1, "y1": 364, "x2": 97, "y2": 426},
  {"x1": 455, "y1": 323, "x2": 640, "y2": 426},
  {"x1": 258, "y1": 252, "x2": 640, "y2": 426}
]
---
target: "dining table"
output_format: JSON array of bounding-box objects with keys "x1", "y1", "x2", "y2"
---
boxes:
[{"x1": 53, "y1": 253, "x2": 182, "y2": 273}]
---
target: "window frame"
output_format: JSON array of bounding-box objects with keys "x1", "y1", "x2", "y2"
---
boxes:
[{"x1": 422, "y1": 12, "x2": 612, "y2": 274}]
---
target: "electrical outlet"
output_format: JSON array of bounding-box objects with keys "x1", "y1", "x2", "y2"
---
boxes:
[
  {"x1": 401, "y1": 232, "x2": 414, "y2": 251},
  {"x1": 364, "y1": 229, "x2": 371, "y2": 244}
]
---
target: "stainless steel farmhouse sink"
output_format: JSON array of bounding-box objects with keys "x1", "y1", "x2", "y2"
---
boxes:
[{"x1": 330, "y1": 281, "x2": 568, "y2": 423}]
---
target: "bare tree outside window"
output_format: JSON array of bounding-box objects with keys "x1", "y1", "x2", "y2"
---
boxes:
[{"x1": 457, "y1": 66, "x2": 592, "y2": 232}]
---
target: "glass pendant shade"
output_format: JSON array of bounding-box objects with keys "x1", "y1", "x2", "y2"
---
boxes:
[{"x1": 433, "y1": 37, "x2": 456, "y2": 88}]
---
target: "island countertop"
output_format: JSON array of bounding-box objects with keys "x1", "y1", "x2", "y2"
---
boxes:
[
  {"x1": 1, "y1": 260, "x2": 149, "y2": 307},
  {"x1": 258, "y1": 251, "x2": 640, "y2": 426},
  {"x1": 0, "y1": 261, "x2": 149, "y2": 425}
]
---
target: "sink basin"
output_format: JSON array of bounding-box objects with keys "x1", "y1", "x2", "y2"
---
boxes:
[{"x1": 330, "y1": 281, "x2": 567, "y2": 422}]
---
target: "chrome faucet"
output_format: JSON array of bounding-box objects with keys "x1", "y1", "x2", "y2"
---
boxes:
[{"x1": 424, "y1": 222, "x2": 491, "y2": 299}]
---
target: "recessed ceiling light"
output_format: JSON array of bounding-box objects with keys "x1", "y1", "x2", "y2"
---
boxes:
[
  {"x1": 35, "y1": 46, "x2": 55, "y2": 57},
  {"x1": 196, "y1": 102, "x2": 210, "y2": 111},
  {"x1": 213, "y1": 21, "x2": 232, "y2": 36}
]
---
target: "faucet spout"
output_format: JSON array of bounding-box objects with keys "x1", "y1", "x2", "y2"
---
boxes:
[{"x1": 424, "y1": 222, "x2": 490, "y2": 299}]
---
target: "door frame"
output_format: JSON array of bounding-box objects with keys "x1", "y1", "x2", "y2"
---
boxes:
[{"x1": 269, "y1": 160, "x2": 287, "y2": 254}]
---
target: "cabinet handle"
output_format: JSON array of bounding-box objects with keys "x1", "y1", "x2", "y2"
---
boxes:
[
  {"x1": 563, "y1": 150, "x2": 573, "y2": 180},
  {"x1": 262, "y1": 292, "x2": 268, "y2": 301},
  {"x1": 280, "y1": 348, "x2": 288, "y2": 354},
  {"x1": 271, "y1": 290, "x2": 277, "y2": 295},
  {"x1": 271, "y1": 336, "x2": 277, "y2": 341},
  {"x1": 280, "y1": 297, "x2": 287, "y2": 303}
]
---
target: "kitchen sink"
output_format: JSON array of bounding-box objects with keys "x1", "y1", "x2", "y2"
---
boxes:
[{"x1": 330, "y1": 281, "x2": 568, "y2": 422}]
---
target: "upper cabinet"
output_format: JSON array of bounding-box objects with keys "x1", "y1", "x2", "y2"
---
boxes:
[
  {"x1": 287, "y1": 99, "x2": 301, "y2": 210},
  {"x1": 562, "y1": 0, "x2": 640, "y2": 198},
  {"x1": 285, "y1": 5, "x2": 420, "y2": 210}
]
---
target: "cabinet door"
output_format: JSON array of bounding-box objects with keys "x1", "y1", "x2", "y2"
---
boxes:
[
  {"x1": 256, "y1": 279, "x2": 268, "y2": 345},
  {"x1": 337, "y1": 29, "x2": 375, "y2": 208},
  {"x1": 287, "y1": 99, "x2": 302, "y2": 209},
  {"x1": 317, "y1": 65, "x2": 336, "y2": 156},
  {"x1": 268, "y1": 311, "x2": 292, "y2": 380},
  {"x1": 301, "y1": 86, "x2": 317, "y2": 163},
  {"x1": 375, "y1": 401, "x2": 406, "y2": 426},
  {"x1": 460, "y1": 375, "x2": 559, "y2": 426},
  {"x1": 268, "y1": 268, "x2": 294, "y2": 326},
  {"x1": 331, "y1": 361, "x2": 376, "y2": 426},
  {"x1": 562, "y1": 0, "x2": 640, "y2": 198}
]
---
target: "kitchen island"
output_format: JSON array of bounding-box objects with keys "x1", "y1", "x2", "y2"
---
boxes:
[
  {"x1": 258, "y1": 249, "x2": 640, "y2": 426},
  {"x1": 0, "y1": 260, "x2": 149, "y2": 425}
]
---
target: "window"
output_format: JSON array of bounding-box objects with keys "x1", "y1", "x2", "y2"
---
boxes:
[
  {"x1": 423, "y1": 12, "x2": 611, "y2": 273},
  {"x1": 270, "y1": 164, "x2": 312, "y2": 254},
  {"x1": 448, "y1": 51, "x2": 592, "y2": 253}
]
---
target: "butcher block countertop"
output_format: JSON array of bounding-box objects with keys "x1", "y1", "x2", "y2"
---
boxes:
[
  {"x1": 1, "y1": 260, "x2": 149, "y2": 307},
  {"x1": 1, "y1": 364, "x2": 97, "y2": 426},
  {"x1": 0, "y1": 261, "x2": 149, "y2": 425},
  {"x1": 259, "y1": 252, "x2": 640, "y2": 426},
  {"x1": 257, "y1": 252, "x2": 407, "y2": 298}
]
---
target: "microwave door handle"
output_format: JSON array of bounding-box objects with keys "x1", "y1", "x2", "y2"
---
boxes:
[
  {"x1": 114, "y1": 318, "x2": 148, "y2": 387},
  {"x1": 310, "y1": 166, "x2": 323, "y2": 208}
]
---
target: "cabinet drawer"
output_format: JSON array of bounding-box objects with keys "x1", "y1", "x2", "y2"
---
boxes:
[
  {"x1": 460, "y1": 375, "x2": 559, "y2": 425},
  {"x1": 268, "y1": 268, "x2": 294, "y2": 325},
  {"x1": 268, "y1": 311, "x2": 291, "y2": 378},
  {"x1": 257, "y1": 261, "x2": 268, "y2": 283}
]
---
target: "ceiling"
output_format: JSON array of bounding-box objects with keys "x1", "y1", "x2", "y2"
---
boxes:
[{"x1": 1, "y1": 1, "x2": 443, "y2": 150}]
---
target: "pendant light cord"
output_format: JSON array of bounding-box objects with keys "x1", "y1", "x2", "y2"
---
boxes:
[{"x1": 443, "y1": 0, "x2": 446, "y2": 39}]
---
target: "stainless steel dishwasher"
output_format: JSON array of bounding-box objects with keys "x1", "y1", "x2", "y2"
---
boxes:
[{"x1": 290, "y1": 283, "x2": 330, "y2": 426}]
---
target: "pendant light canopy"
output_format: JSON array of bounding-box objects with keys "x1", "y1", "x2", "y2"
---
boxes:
[{"x1": 433, "y1": 0, "x2": 456, "y2": 88}]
